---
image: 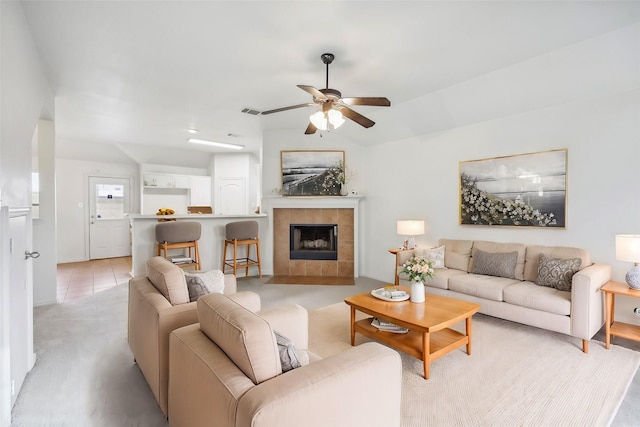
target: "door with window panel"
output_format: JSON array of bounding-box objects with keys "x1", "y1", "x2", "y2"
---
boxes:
[{"x1": 89, "y1": 177, "x2": 131, "y2": 259}]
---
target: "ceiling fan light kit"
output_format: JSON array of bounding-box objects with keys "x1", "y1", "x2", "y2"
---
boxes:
[
  {"x1": 261, "y1": 53, "x2": 390, "y2": 134},
  {"x1": 187, "y1": 138, "x2": 244, "y2": 150},
  {"x1": 309, "y1": 108, "x2": 345, "y2": 131}
]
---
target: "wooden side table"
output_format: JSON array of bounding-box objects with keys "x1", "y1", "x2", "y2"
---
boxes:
[
  {"x1": 601, "y1": 280, "x2": 640, "y2": 349},
  {"x1": 388, "y1": 248, "x2": 405, "y2": 285}
]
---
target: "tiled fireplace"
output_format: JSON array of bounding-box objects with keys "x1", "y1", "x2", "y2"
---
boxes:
[
  {"x1": 274, "y1": 208, "x2": 353, "y2": 277},
  {"x1": 263, "y1": 196, "x2": 363, "y2": 278}
]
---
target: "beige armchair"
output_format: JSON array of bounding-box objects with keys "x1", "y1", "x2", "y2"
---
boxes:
[
  {"x1": 128, "y1": 256, "x2": 259, "y2": 416},
  {"x1": 168, "y1": 293, "x2": 403, "y2": 427}
]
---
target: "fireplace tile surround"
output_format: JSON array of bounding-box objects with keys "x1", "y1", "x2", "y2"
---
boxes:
[
  {"x1": 274, "y1": 208, "x2": 353, "y2": 277},
  {"x1": 263, "y1": 196, "x2": 362, "y2": 278}
]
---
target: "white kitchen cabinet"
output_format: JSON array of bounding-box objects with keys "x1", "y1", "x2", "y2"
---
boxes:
[
  {"x1": 143, "y1": 173, "x2": 176, "y2": 188},
  {"x1": 189, "y1": 176, "x2": 212, "y2": 206},
  {"x1": 174, "y1": 175, "x2": 190, "y2": 189}
]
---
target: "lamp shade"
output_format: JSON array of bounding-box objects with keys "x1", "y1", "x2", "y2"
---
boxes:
[
  {"x1": 616, "y1": 234, "x2": 640, "y2": 263},
  {"x1": 397, "y1": 220, "x2": 425, "y2": 236}
]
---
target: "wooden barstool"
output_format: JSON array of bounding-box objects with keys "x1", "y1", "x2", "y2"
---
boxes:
[
  {"x1": 155, "y1": 221, "x2": 201, "y2": 270},
  {"x1": 222, "y1": 220, "x2": 262, "y2": 277}
]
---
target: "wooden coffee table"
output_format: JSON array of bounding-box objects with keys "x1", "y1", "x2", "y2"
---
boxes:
[{"x1": 344, "y1": 286, "x2": 480, "y2": 379}]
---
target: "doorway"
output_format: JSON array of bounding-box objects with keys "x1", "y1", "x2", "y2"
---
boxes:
[{"x1": 88, "y1": 176, "x2": 132, "y2": 259}]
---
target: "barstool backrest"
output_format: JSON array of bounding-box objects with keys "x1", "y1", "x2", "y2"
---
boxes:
[
  {"x1": 225, "y1": 220, "x2": 259, "y2": 241},
  {"x1": 155, "y1": 221, "x2": 202, "y2": 243}
]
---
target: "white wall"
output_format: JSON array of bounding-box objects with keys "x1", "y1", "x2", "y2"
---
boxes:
[
  {"x1": 364, "y1": 24, "x2": 640, "y2": 323},
  {"x1": 32, "y1": 120, "x2": 57, "y2": 306},
  {"x1": 0, "y1": 2, "x2": 53, "y2": 425},
  {"x1": 260, "y1": 24, "x2": 640, "y2": 323},
  {"x1": 56, "y1": 159, "x2": 139, "y2": 263}
]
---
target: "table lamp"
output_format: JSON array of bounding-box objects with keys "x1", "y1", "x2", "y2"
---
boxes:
[
  {"x1": 615, "y1": 234, "x2": 640, "y2": 289},
  {"x1": 397, "y1": 220, "x2": 425, "y2": 250}
]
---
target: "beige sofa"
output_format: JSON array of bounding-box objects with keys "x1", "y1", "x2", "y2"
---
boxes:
[
  {"x1": 128, "y1": 256, "x2": 259, "y2": 416},
  {"x1": 168, "y1": 293, "x2": 403, "y2": 427},
  {"x1": 397, "y1": 239, "x2": 611, "y2": 353}
]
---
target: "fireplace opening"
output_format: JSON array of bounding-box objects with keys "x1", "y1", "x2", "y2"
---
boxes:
[{"x1": 290, "y1": 224, "x2": 338, "y2": 260}]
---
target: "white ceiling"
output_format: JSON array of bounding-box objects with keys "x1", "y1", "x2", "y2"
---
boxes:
[{"x1": 20, "y1": 1, "x2": 640, "y2": 168}]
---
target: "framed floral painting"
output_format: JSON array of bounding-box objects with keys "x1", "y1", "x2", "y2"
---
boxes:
[
  {"x1": 459, "y1": 149, "x2": 567, "y2": 228},
  {"x1": 280, "y1": 150, "x2": 345, "y2": 196}
]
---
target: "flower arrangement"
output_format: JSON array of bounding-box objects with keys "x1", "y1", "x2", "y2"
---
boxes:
[
  {"x1": 401, "y1": 255, "x2": 435, "y2": 284},
  {"x1": 460, "y1": 173, "x2": 557, "y2": 226},
  {"x1": 321, "y1": 160, "x2": 353, "y2": 191}
]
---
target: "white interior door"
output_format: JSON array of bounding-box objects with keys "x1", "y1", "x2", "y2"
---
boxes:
[
  {"x1": 89, "y1": 177, "x2": 131, "y2": 259},
  {"x1": 218, "y1": 178, "x2": 246, "y2": 215},
  {"x1": 1, "y1": 207, "x2": 35, "y2": 419}
]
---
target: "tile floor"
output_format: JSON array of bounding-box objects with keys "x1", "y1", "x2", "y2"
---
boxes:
[{"x1": 56, "y1": 257, "x2": 132, "y2": 303}]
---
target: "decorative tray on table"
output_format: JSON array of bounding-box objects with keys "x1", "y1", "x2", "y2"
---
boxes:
[{"x1": 371, "y1": 287, "x2": 410, "y2": 302}]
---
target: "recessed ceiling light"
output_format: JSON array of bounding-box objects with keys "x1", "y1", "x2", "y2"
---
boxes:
[
  {"x1": 187, "y1": 138, "x2": 244, "y2": 150},
  {"x1": 187, "y1": 128, "x2": 199, "y2": 134}
]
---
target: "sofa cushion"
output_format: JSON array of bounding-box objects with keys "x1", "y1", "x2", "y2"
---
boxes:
[
  {"x1": 274, "y1": 331, "x2": 302, "y2": 373},
  {"x1": 197, "y1": 293, "x2": 281, "y2": 385},
  {"x1": 524, "y1": 245, "x2": 590, "y2": 282},
  {"x1": 470, "y1": 249, "x2": 518, "y2": 279},
  {"x1": 503, "y1": 281, "x2": 571, "y2": 316},
  {"x1": 535, "y1": 255, "x2": 582, "y2": 292},
  {"x1": 471, "y1": 241, "x2": 526, "y2": 280},
  {"x1": 438, "y1": 239, "x2": 473, "y2": 271},
  {"x1": 425, "y1": 268, "x2": 468, "y2": 290},
  {"x1": 449, "y1": 274, "x2": 519, "y2": 302},
  {"x1": 146, "y1": 256, "x2": 189, "y2": 305},
  {"x1": 184, "y1": 270, "x2": 225, "y2": 302},
  {"x1": 417, "y1": 246, "x2": 445, "y2": 269}
]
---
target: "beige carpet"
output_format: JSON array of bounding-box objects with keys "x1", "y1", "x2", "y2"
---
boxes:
[
  {"x1": 266, "y1": 275, "x2": 355, "y2": 285},
  {"x1": 309, "y1": 303, "x2": 640, "y2": 427}
]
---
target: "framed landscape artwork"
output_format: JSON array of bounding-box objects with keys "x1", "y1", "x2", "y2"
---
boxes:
[
  {"x1": 281, "y1": 150, "x2": 345, "y2": 196},
  {"x1": 459, "y1": 149, "x2": 567, "y2": 228}
]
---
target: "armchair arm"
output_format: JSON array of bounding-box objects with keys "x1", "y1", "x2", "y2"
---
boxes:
[
  {"x1": 226, "y1": 291, "x2": 261, "y2": 312},
  {"x1": 258, "y1": 304, "x2": 308, "y2": 351},
  {"x1": 237, "y1": 342, "x2": 402, "y2": 427},
  {"x1": 222, "y1": 273, "x2": 237, "y2": 294},
  {"x1": 571, "y1": 263, "x2": 611, "y2": 340}
]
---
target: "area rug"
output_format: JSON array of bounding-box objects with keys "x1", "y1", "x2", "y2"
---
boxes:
[{"x1": 309, "y1": 303, "x2": 640, "y2": 427}]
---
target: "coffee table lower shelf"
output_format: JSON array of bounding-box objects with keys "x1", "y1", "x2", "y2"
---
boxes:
[{"x1": 354, "y1": 318, "x2": 469, "y2": 376}]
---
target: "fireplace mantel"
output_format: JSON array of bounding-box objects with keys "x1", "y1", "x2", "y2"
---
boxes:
[
  {"x1": 262, "y1": 195, "x2": 363, "y2": 209},
  {"x1": 261, "y1": 195, "x2": 364, "y2": 277}
]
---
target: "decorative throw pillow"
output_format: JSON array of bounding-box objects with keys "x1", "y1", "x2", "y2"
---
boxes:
[
  {"x1": 419, "y1": 245, "x2": 445, "y2": 269},
  {"x1": 535, "y1": 255, "x2": 582, "y2": 292},
  {"x1": 184, "y1": 270, "x2": 225, "y2": 302},
  {"x1": 274, "y1": 331, "x2": 301, "y2": 373},
  {"x1": 470, "y1": 249, "x2": 518, "y2": 279}
]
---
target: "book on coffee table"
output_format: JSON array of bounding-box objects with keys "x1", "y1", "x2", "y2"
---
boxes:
[{"x1": 371, "y1": 318, "x2": 409, "y2": 334}]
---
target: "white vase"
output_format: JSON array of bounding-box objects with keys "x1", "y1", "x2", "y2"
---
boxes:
[{"x1": 410, "y1": 281, "x2": 425, "y2": 303}]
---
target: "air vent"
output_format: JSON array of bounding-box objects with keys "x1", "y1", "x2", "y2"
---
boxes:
[{"x1": 241, "y1": 107, "x2": 261, "y2": 115}]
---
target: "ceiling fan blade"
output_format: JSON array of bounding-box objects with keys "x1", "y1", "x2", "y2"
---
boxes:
[
  {"x1": 340, "y1": 106, "x2": 375, "y2": 128},
  {"x1": 304, "y1": 122, "x2": 317, "y2": 135},
  {"x1": 297, "y1": 85, "x2": 328, "y2": 100},
  {"x1": 261, "y1": 103, "x2": 312, "y2": 115},
  {"x1": 341, "y1": 97, "x2": 391, "y2": 107}
]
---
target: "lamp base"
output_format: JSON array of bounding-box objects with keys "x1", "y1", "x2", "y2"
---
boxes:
[
  {"x1": 407, "y1": 236, "x2": 416, "y2": 250},
  {"x1": 626, "y1": 265, "x2": 640, "y2": 290}
]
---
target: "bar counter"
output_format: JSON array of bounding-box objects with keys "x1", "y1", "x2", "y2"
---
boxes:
[{"x1": 129, "y1": 213, "x2": 268, "y2": 277}]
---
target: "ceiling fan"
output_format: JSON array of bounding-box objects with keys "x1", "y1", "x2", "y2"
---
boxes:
[{"x1": 261, "y1": 53, "x2": 391, "y2": 135}]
